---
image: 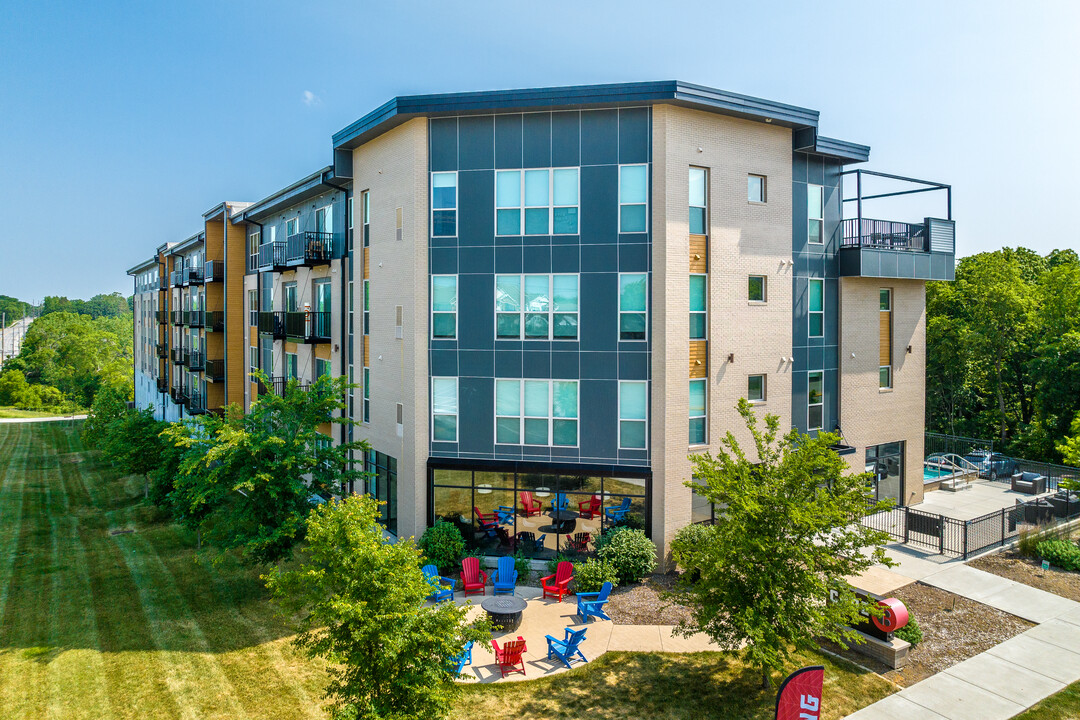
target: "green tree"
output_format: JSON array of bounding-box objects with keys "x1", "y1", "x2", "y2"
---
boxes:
[
  {"x1": 674, "y1": 400, "x2": 893, "y2": 689},
  {"x1": 0, "y1": 369, "x2": 32, "y2": 406},
  {"x1": 265, "y1": 495, "x2": 490, "y2": 720}
]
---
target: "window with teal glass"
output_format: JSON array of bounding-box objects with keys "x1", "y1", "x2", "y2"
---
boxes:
[
  {"x1": 689, "y1": 274, "x2": 707, "y2": 339},
  {"x1": 431, "y1": 172, "x2": 457, "y2": 237},
  {"x1": 496, "y1": 275, "x2": 522, "y2": 338},
  {"x1": 619, "y1": 380, "x2": 647, "y2": 449},
  {"x1": 496, "y1": 170, "x2": 521, "y2": 235},
  {"x1": 808, "y1": 371, "x2": 823, "y2": 430},
  {"x1": 689, "y1": 167, "x2": 707, "y2": 235},
  {"x1": 363, "y1": 280, "x2": 370, "y2": 335},
  {"x1": 496, "y1": 168, "x2": 579, "y2": 236},
  {"x1": 619, "y1": 164, "x2": 648, "y2": 232},
  {"x1": 524, "y1": 169, "x2": 549, "y2": 235},
  {"x1": 523, "y1": 380, "x2": 549, "y2": 444},
  {"x1": 315, "y1": 359, "x2": 331, "y2": 380},
  {"x1": 363, "y1": 367, "x2": 370, "y2": 423},
  {"x1": 808, "y1": 184, "x2": 824, "y2": 244},
  {"x1": 495, "y1": 274, "x2": 577, "y2": 340},
  {"x1": 524, "y1": 275, "x2": 549, "y2": 338},
  {"x1": 808, "y1": 279, "x2": 824, "y2": 338},
  {"x1": 552, "y1": 381, "x2": 578, "y2": 446},
  {"x1": 431, "y1": 275, "x2": 457, "y2": 339},
  {"x1": 552, "y1": 274, "x2": 579, "y2": 339},
  {"x1": 689, "y1": 379, "x2": 706, "y2": 445},
  {"x1": 285, "y1": 352, "x2": 298, "y2": 381},
  {"x1": 493, "y1": 378, "x2": 578, "y2": 447},
  {"x1": 553, "y1": 168, "x2": 579, "y2": 234},
  {"x1": 619, "y1": 273, "x2": 647, "y2": 340},
  {"x1": 431, "y1": 377, "x2": 458, "y2": 442},
  {"x1": 495, "y1": 379, "x2": 521, "y2": 444}
]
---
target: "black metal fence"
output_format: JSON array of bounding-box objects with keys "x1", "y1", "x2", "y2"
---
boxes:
[
  {"x1": 926, "y1": 432, "x2": 1080, "y2": 492},
  {"x1": 841, "y1": 217, "x2": 927, "y2": 251}
]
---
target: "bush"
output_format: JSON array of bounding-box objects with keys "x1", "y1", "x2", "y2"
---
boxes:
[
  {"x1": 418, "y1": 521, "x2": 465, "y2": 572},
  {"x1": 546, "y1": 552, "x2": 570, "y2": 576},
  {"x1": 613, "y1": 513, "x2": 646, "y2": 532},
  {"x1": 1018, "y1": 524, "x2": 1068, "y2": 557},
  {"x1": 1036, "y1": 539, "x2": 1080, "y2": 571},
  {"x1": 512, "y1": 550, "x2": 531, "y2": 584},
  {"x1": 894, "y1": 615, "x2": 923, "y2": 646},
  {"x1": 596, "y1": 527, "x2": 656, "y2": 584},
  {"x1": 670, "y1": 522, "x2": 713, "y2": 575},
  {"x1": 574, "y1": 558, "x2": 619, "y2": 593}
]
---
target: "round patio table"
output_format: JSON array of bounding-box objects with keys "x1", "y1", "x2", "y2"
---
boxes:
[
  {"x1": 549, "y1": 509, "x2": 579, "y2": 533},
  {"x1": 481, "y1": 595, "x2": 528, "y2": 632}
]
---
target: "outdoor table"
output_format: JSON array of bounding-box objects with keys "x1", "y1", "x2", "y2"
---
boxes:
[
  {"x1": 549, "y1": 509, "x2": 579, "y2": 533},
  {"x1": 481, "y1": 595, "x2": 528, "y2": 632}
]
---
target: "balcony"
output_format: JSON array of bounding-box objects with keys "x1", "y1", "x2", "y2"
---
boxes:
[
  {"x1": 172, "y1": 347, "x2": 187, "y2": 365},
  {"x1": 158, "y1": 276, "x2": 168, "y2": 291},
  {"x1": 258, "y1": 310, "x2": 285, "y2": 338},
  {"x1": 257, "y1": 241, "x2": 288, "y2": 272},
  {"x1": 205, "y1": 260, "x2": 223, "y2": 282},
  {"x1": 156, "y1": 377, "x2": 168, "y2": 393},
  {"x1": 256, "y1": 376, "x2": 309, "y2": 397},
  {"x1": 286, "y1": 231, "x2": 335, "y2": 267},
  {"x1": 204, "y1": 310, "x2": 224, "y2": 332},
  {"x1": 170, "y1": 385, "x2": 186, "y2": 405},
  {"x1": 205, "y1": 358, "x2": 225, "y2": 382},
  {"x1": 187, "y1": 266, "x2": 204, "y2": 284},
  {"x1": 285, "y1": 311, "x2": 332, "y2": 343},
  {"x1": 188, "y1": 391, "x2": 206, "y2": 415},
  {"x1": 171, "y1": 269, "x2": 187, "y2": 287},
  {"x1": 186, "y1": 350, "x2": 205, "y2": 371},
  {"x1": 155, "y1": 309, "x2": 168, "y2": 324},
  {"x1": 171, "y1": 309, "x2": 184, "y2": 325},
  {"x1": 187, "y1": 310, "x2": 205, "y2": 328},
  {"x1": 156, "y1": 342, "x2": 168, "y2": 359},
  {"x1": 839, "y1": 170, "x2": 955, "y2": 281}
]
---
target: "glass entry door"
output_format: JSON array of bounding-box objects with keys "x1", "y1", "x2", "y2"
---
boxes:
[{"x1": 867, "y1": 442, "x2": 904, "y2": 505}]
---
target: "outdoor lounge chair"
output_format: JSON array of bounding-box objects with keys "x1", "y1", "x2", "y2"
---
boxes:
[
  {"x1": 550, "y1": 493, "x2": 569, "y2": 513},
  {"x1": 460, "y1": 556, "x2": 488, "y2": 597},
  {"x1": 1011, "y1": 471, "x2": 1047, "y2": 495},
  {"x1": 422, "y1": 563, "x2": 455, "y2": 602},
  {"x1": 568, "y1": 532, "x2": 591, "y2": 554},
  {"x1": 542, "y1": 560, "x2": 573, "y2": 601},
  {"x1": 545, "y1": 627, "x2": 588, "y2": 669},
  {"x1": 496, "y1": 506, "x2": 515, "y2": 525},
  {"x1": 604, "y1": 497, "x2": 631, "y2": 523},
  {"x1": 516, "y1": 531, "x2": 536, "y2": 553},
  {"x1": 576, "y1": 581, "x2": 612, "y2": 622},
  {"x1": 520, "y1": 491, "x2": 542, "y2": 517},
  {"x1": 492, "y1": 637, "x2": 528, "y2": 677},
  {"x1": 450, "y1": 640, "x2": 474, "y2": 675},
  {"x1": 491, "y1": 555, "x2": 518, "y2": 595},
  {"x1": 577, "y1": 495, "x2": 602, "y2": 519}
]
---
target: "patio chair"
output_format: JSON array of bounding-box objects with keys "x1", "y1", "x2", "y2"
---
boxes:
[
  {"x1": 516, "y1": 531, "x2": 536, "y2": 554},
  {"x1": 450, "y1": 640, "x2": 473, "y2": 675},
  {"x1": 542, "y1": 560, "x2": 573, "y2": 602},
  {"x1": 545, "y1": 627, "x2": 588, "y2": 669},
  {"x1": 533, "y1": 534, "x2": 547, "y2": 552},
  {"x1": 1010, "y1": 472, "x2": 1047, "y2": 495},
  {"x1": 491, "y1": 555, "x2": 518, "y2": 595},
  {"x1": 578, "y1": 495, "x2": 602, "y2": 519},
  {"x1": 492, "y1": 636, "x2": 528, "y2": 677},
  {"x1": 568, "y1": 532, "x2": 591, "y2": 554},
  {"x1": 520, "y1": 491, "x2": 542, "y2": 518},
  {"x1": 550, "y1": 493, "x2": 569, "y2": 513},
  {"x1": 604, "y1": 497, "x2": 631, "y2": 523},
  {"x1": 494, "y1": 525, "x2": 515, "y2": 550},
  {"x1": 496, "y1": 506, "x2": 515, "y2": 525},
  {"x1": 576, "y1": 581, "x2": 612, "y2": 622},
  {"x1": 460, "y1": 557, "x2": 488, "y2": 597},
  {"x1": 473, "y1": 506, "x2": 498, "y2": 537},
  {"x1": 421, "y1": 563, "x2": 455, "y2": 603}
]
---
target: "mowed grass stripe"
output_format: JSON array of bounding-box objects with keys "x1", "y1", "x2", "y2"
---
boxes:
[{"x1": 0, "y1": 424, "x2": 29, "y2": 622}]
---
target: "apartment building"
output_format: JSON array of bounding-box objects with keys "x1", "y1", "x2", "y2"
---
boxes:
[{"x1": 128, "y1": 80, "x2": 955, "y2": 559}]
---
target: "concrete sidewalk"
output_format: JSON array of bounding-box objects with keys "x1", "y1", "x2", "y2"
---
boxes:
[{"x1": 0, "y1": 414, "x2": 86, "y2": 424}]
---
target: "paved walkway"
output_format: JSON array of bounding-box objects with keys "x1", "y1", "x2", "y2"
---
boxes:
[{"x1": 0, "y1": 414, "x2": 87, "y2": 424}]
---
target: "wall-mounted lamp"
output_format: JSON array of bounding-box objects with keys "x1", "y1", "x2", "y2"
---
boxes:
[
  {"x1": 334, "y1": 344, "x2": 339, "y2": 352},
  {"x1": 697, "y1": 147, "x2": 703, "y2": 153},
  {"x1": 907, "y1": 345, "x2": 913, "y2": 354},
  {"x1": 727, "y1": 353, "x2": 735, "y2": 363}
]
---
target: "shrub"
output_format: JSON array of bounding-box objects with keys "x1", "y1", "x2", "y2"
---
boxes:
[
  {"x1": 894, "y1": 615, "x2": 923, "y2": 646},
  {"x1": 546, "y1": 552, "x2": 570, "y2": 576},
  {"x1": 574, "y1": 558, "x2": 619, "y2": 593},
  {"x1": 670, "y1": 522, "x2": 713, "y2": 575},
  {"x1": 1036, "y1": 539, "x2": 1080, "y2": 571},
  {"x1": 512, "y1": 550, "x2": 531, "y2": 584},
  {"x1": 1018, "y1": 524, "x2": 1068, "y2": 557},
  {"x1": 596, "y1": 527, "x2": 656, "y2": 584},
  {"x1": 613, "y1": 513, "x2": 646, "y2": 532},
  {"x1": 418, "y1": 521, "x2": 465, "y2": 572}
]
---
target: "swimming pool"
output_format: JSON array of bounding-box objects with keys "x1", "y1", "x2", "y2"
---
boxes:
[{"x1": 924, "y1": 466, "x2": 955, "y2": 481}]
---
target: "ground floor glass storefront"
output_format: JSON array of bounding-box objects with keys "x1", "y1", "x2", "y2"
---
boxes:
[
  {"x1": 429, "y1": 462, "x2": 649, "y2": 558},
  {"x1": 867, "y1": 441, "x2": 904, "y2": 505}
]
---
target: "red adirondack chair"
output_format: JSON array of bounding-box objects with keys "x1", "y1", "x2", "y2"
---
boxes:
[
  {"x1": 577, "y1": 494, "x2": 602, "y2": 519},
  {"x1": 542, "y1": 560, "x2": 574, "y2": 602},
  {"x1": 568, "y1": 532, "x2": 591, "y2": 554},
  {"x1": 492, "y1": 636, "x2": 528, "y2": 677},
  {"x1": 474, "y1": 506, "x2": 498, "y2": 527},
  {"x1": 460, "y1": 557, "x2": 488, "y2": 597},
  {"x1": 519, "y1": 491, "x2": 542, "y2": 517}
]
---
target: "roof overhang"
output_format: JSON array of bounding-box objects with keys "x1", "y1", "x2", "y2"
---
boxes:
[
  {"x1": 204, "y1": 201, "x2": 252, "y2": 221},
  {"x1": 237, "y1": 167, "x2": 340, "y2": 222},
  {"x1": 126, "y1": 257, "x2": 158, "y2": 275},
  {"x1": 168, "y1": 232, "x2": 205, "y2": 255}
]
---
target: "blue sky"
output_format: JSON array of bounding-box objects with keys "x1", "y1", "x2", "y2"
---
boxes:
[{"x1": 1, "y1": 0, "x2": 1077, "y2": 301}]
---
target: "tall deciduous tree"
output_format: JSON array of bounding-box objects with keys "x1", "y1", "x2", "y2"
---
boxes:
[
  {"x1": 674, "y1": 400, "x2": 893, "y2": 689},
  {"x1": 265, "y1": 494, "x2": 490, "y2": 720}
]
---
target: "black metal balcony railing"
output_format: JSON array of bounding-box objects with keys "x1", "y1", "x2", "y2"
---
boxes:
[
  {"x1": 172, "y1": 347, "x2": 187, "y2": 365},
  {"x1": 159, "y1": 275, "x2": 168, "y2": 291},
  {"x1": 187, "y1": 310, "x2": 205, "y2": 328},
  {"x1": 171, "y1": 310, "x2": 183, "y2": 325},
  {"x1": 186, "y1": 350, "x2": 205, "y2": 371},
  {"x1": 258, "y1": 310, "x2": 286, "y2": 338},
  {"x1": 155, "y1": 309, "x2": 167, "y2": 324},
  {"x1": 188, "y1": 391, "x2": 205, "y2": 415},
  {"x1": 204, "y1": 260, "x2": 223, "y2": 282},
  {"x1": 286, "y1": 231, "x2": 334, "y2": 266},
  {"x1": 256, "y1": 376, "x2": 311, "y2": 398},
  {"x1": 205, "y1": 358, "x2": 225, "y2": 382},
  {"x1": 285, "y1": 311, "x2": 332, "y2": 343},
  {"x1": 841, "y1": 218, "x2": 927, "y2": 251},
  {"x1": 170, "y1": 385, "x2": 185, "y2": 404},
  {"x1": 156, "y1": 342, "x2": 168, "y2": 358},
  {"x1": 204, "y1": 310, "x2": 224, "y2": 332},
  {"x1": 156, "y1": 377, "x2": 168, "y2": 393},
  {"x1": 257, "y1": 241, "x2": 287, "y2": 272},
  {"x1": 171, "y1": 269, "x2": 186, "y2": 287},
  {"x1": 187, "y1": 266, "x2": 204, "y2": 284}
]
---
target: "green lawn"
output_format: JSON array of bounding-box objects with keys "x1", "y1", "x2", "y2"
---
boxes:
[
  {"x1": 0, "y1": 421, "x2": 895, "y2": 719},
  {"x1": 1014, "y1": 680, "x2": 1080, "y2": 719},
  {"x1": 0, "y1": 406, "x2": 74, "y2": 419}
]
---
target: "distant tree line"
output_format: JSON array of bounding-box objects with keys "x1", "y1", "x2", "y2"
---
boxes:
[
  {"x1": 0, "y1": 295, "x2": 35, "y2": 323},
  {"x1": 41, "y1": 292, "x2": 131, "y2": 319},
  {"x1": 927, "y1": 247, "x2": 1080, "y2": 464}
]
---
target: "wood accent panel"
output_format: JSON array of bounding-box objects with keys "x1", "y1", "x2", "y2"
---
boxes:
[
  {"x1": 224, "y1": 216, "x2": 248, "y2": 407},
  {"x1": 689, "y1": 234, "x2": 708, "y2": 273},
  {"x1": 284, "y1": 341, "x2": 298, "y2": 353},
  {"x1": 363, "y1": 249, "x2": 370, "y2": 279},
  {"x1": 314, "y1": 343, "x2": 331, "y2": 360},
  {"x1": 689, "y1": 340, "x2": 708, "y2": 378},
  {"x1": 205, "y1": 219, "x2": 224, "y2": 262},
  {"x1": 207, "y1": 381, "x2": 225, "y2": 410},
  {"x1": 879, "y1": 311, "x2": 892, "y2": 366},
  {"x1": 317, "y1": 422, "x2": 332, "y2": 437},
  {"x1": 363, "y1": 338, "x2": 369, "y2": 367}
]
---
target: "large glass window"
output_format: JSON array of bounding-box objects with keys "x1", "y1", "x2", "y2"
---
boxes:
[
  {"x1": 431, "y1": 377, "x2": 458, "y2": 442},
  {"x1": 619, "y1": 380, "x2": 647, "y2": 449},
  {"x1": 619, "y1": 164, "x2": 648, "y2": 233},
  {"x1": 867, "y1": 442, "x2": 903, "y2": 505},
  {"x1": 689, "y1": 379, "x2": 707, "y2": 445},
  {"x1": 619, "y1": 273, "x2": 647, "y2": 341},
  {"x1": 367, "y1": 450, "x2": 397, "y2": 534},
  {"x1": 689, "y1": 274, "x2": 707, "y2": 339},
  {"x1": 808, "y1": 184, "x2": 824, "y2": 245},
  {"x1": 808, "y1": 371, "x2": 824, "y2": 430},
  {"x1": 495, "y1": 168, "x2": 579, "y2": 236},
  {"x1": 808, "y1": 279, "x2": 824, "y2": 338},
  {"x1": 431, "y1": 172, "x2": 457, "y2": 237},
  {"x1": 431, "y1": 275, "x2": 457, "y2": 339},
  {"x1": 689, "y1": 167, "x2": 707, "y2": 235},
  {"x1": 494, "y1": 379, "x2": 578, "y2": 447},
  {"x1": 495, "y1": 274, "x2": 578, "y2": 340}
]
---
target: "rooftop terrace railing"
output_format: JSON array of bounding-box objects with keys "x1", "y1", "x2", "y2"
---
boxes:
[{"x1": 841, "y1": 218, "x2": 928, "y2": 251}]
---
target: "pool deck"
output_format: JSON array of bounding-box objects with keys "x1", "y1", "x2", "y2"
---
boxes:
[{"x1": 916, "y1": 481, "x2": 1045, "y2": 522}]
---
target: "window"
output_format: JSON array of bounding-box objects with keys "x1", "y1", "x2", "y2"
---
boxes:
[
  {"x1": 808, "y1": 279, "x2": 824, "y2": 338},
  {"x1": 495, "y1": 274, "x2": 578, "y2": 340},
  {"x1": 431, "y1": 172, "x2": 457, "y2": 237},
  {"x1": 880, "y1": 288, "x2": 892, "y2": 389},
  {"x1": 747, "y1": 374, "x2": 766, "y2": 403},
  {"x1": 808, "y1": 371, "x2": 823, "y2": 430},
  {"x1": 363, "y1": 367, "x2": 370, "y2": 423},
  {"x1": 619, "y1": 164, "x2": 648, "y2": 233},
  {"x1": 430, "y1": 275, "x2": 457, "y2": 339},
  {"x1": 285, "y1": 352, "x2": 298, "y2": 381},
  {"x1": 366, "y1": 450, "x2": 397, "y2": 534},
  {"x1": 315, "y1": 358, "x2": 331, "y2": 381},
  {"x1": 749, "y1": 275, "x2": 767, "y2": 303},
  {"x1": 363, "y1": 280, "x2": 370, "y2": 335},
  {"x1": 494, "y1": 379, "x2": 578, "y2": 446},
  {"x1": 748, "y1": 174, "x2": 767, "y2": 203},
  {"x1": 494, "y1": 168, "x2": 579, "y2": 236},
  {"x1": 432, "y1": 377, "x2": 458, "y2": 442},
  {"x1": 249, "y1": 346, "x2": 257, "y2": 377},
  {"x1": 619, "y1": 273, "x2": 647, "y2": 340},
  {"x1": 689, "y1": 379, "x2": 706, "y2": 445},
  {"x1": 619, "y1": 381, "x2": 647, "y2": 449},
  {"x1": 689, "y1": 167, "x2": 707, "y2": 235},
  {"x1": 286, "y1": 217, "x2": 299, "y2": 237},
  {"x1": 248, "y1": 290, "x2": 257, "y2": 326},
  {"x1": 879, "y1": 366, "x2": 892, "y2": 390},
  {"x1": 395, "y1": 207, "x2": 403, "y2": 242},
  {"x1": 808, "y1": 184, "x2": 824, "y2": 244},
  {"x1": 362, "y1": 191, "x2": 370, "y2": 247},
  {"x1": 689, "y1": 274, "x2": 707, "y2": 339},
  {"x1": 248, "y1": 232, "x2": 260, "y2": 271}
]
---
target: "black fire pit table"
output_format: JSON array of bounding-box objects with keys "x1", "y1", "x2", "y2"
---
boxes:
[
  {"x1": 549, "y1": 509, "x2": 579, "y2": 533},
  {"x1": 481, "y1": 595, "x2": 528, "y2": 632}
]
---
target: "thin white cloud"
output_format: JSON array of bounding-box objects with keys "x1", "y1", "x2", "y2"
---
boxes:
[{"x1": 302, "y1": 90, "x2": 321, "y2": 107}]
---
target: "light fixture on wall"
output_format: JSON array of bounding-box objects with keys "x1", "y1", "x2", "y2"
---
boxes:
[
  {"x1": 907, "y1": 345, "x2": 913, "y2": 354},
  {"x1": 727, "y1": 353, "x2": 735, "y2": 363}
]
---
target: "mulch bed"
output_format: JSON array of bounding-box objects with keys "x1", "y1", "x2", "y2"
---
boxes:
[
  {"x1": 970, "y1": 547, "x2": 1080, "y2": 603},
  {"x1": 605, "y1": 573, "x2": 694, "y2": 626},
  {"x1": 822, "y1": 582, "x2": 1033, "y2": 687}
]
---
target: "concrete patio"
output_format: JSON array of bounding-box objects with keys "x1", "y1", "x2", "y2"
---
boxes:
[{"x1": 915, "y1": 481, "x2": 1045, "y2": 522}]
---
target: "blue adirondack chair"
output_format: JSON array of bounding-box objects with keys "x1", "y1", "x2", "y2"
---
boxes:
[
  {"x1": 604, "y1": 497, "x2": 631, "y2": 522},
  {"x1": 534, "y1": 534, "x2": 547, "y2": 552},
  {"x1": 545, "y1": 627, "x2": 588, "y2": 669},
  {"x1": 450, "y1": 640, "x2": 474, "y2": 675},
  {"x1": 491, "y1": 555, "x2": 518, "y2": 595},
  {"x1": 549, "y1": 493, "x2": 569, "y2": 513},
  {"x1": 422, "y1": 564, "x2": 455, "y2": 603},
  {"x1": 496, "y1": 506, "x2": 515, "y2": 525},
  {"x1": 576, "y1": 581, "x2": 613, "y2": 622}
]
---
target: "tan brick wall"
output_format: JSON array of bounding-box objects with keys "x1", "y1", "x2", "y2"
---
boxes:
[
  {"x1": 839, "y1": 278, "x2": 926, "y2": 506},
  {"x1": 350, "y1": 117, "x2": 429, "y2": 540},
  {"x1": 651, "y1": 104, "x2": 794, "y2": 562}
]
